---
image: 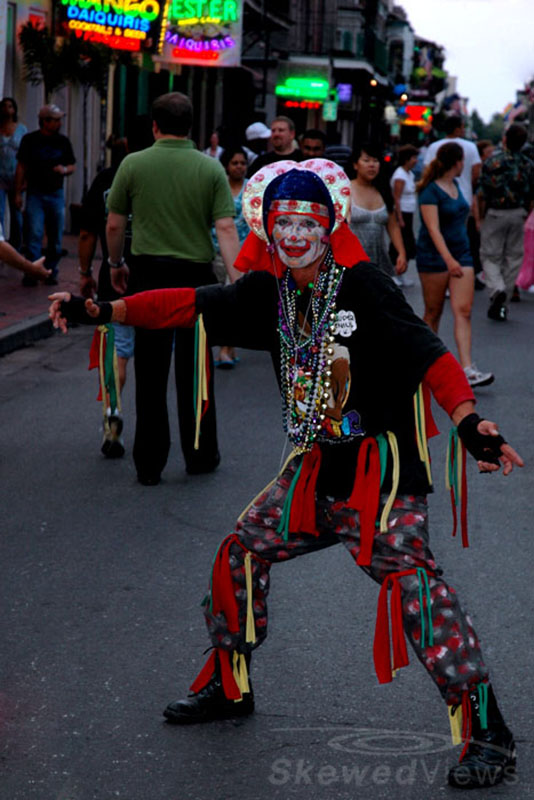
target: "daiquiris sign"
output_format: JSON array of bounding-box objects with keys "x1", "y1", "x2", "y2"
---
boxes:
[
  {"x1": 157, "y1": 0, "x2": 243, "y2": 67},
  {"x1": 56, "y1": 0, "x2": 170, "y2": 53}
]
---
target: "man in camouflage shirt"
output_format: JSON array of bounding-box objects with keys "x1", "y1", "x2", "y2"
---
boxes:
[{"x1": 478, "y1": 123, "x2": 534, "y2": 320}]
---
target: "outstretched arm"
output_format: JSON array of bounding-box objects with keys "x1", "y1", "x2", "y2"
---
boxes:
[
  {"x1": 48, "y1": 288, "x2": 197, "y2": 334},
  {"x1": 424, "y1": 353, "x2": 523, "y2": 475},
  {"x1": 49, "y1": 272, "x2": 277, "y2": 349}
]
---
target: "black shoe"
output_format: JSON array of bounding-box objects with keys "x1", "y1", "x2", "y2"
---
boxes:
[
  {"x1": 448, "y1": 685, "x2": 516, "y2": 789},
  {"x1": 185, "y1": 452, "x2": 220, "y2": 475},
  {"x1": 488, "y1": 292, "x2": 506, "y2": 322},
  {"x1": 474, "y1": 277, "x2": 485, "y2": 291},
  {"x1": 101, "y1": 413, "x2": 125, "y2": 459},
  {"x1": 511, "y1": 285, "x2": 520, "y2": 302},
  {"x1": 44, "y1": 275, "x2": 59, "y2": 286},
  {"x1": 137, "y1": 473, "x2": 161, "y2": 486},
  {"x1": 101, "y1": 439, "x2": 125, "y2": 459},
  {"x1": 163, "y1": 677, "x2": 254, "y2": 724},
  {"x1": 487, "y1": 291, "x2": 507, "y2": 321},
  {"x1": 21, "y1": 275, "x2": 38, "y2": 287}
]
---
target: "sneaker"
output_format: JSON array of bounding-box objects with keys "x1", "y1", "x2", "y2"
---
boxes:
[
  {"x1": 487, "y1": 291, "x2": 507, "y2": 321},
  {"x1": 511, "y1": 285, "x2": 520, "y2": 302},
  {"x1": 464, "y1": 364, "x2": 495, "y2": 388},
  {"x1": 101, "y1": 412, "x2": 125, "y2": 458}
]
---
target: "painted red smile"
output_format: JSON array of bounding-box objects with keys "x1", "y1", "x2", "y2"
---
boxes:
[{"x1": 281, "y1": 241, "x2": 311, "y2": 258}]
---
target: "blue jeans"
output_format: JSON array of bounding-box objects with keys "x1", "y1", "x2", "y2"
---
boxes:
[
  {"x1": 24, "y1": 189, "x2": 65, "y2": 276},
  {"x1": 0, "y1": 187, "x2": 23, "y2": 250},
  {"x1": 112, "y1": 322, "x2": 135, "y2": 359}
]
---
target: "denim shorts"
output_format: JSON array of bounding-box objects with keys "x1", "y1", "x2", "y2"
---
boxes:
[{"x1": 113, "y1": 323, "x2": 135, "y2": 359}]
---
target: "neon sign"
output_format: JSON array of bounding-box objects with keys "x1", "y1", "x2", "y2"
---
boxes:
[
  {"x1": 56, "y1": 0, "x2": 170, "y2": 53},
  {"x1": 275, "y1": 78, "x2": 329, "y2": 103},
  {"x1": 401, "y1": 104, "x2": 433, "y2": 127},
  {"x1": 284, "y1": 101, "x2": 321, "y2": 110},
  {"x1": 155, "y1": 0, "x2": 242, "y2": 67},
  {"x1": 168, "y1": 0, "x2": 239, "y2": 21}
]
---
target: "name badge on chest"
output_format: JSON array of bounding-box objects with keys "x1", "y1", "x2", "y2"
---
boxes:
[{"x1": 333, "y1": 309, "x2": 357, "y2": 338}]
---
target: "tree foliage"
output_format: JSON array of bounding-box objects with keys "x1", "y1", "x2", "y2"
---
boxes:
[
  {"x1": 469, "y1": 110, "x2": 505, "y2": 143},
  {"x1": 470, "y1": 110, "x2": 487, "y2": 139}
]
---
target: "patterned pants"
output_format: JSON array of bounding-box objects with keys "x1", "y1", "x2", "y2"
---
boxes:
[{"x1": 203, "y1": 460, "x2": 488, "y2": 705}]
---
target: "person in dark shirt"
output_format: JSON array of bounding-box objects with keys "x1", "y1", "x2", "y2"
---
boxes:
[
  {"x1": 247, "y1": 115, "x2": 302, "y2": 178},
  {"x1": 15, "y1": 104, "x2": 75, "y2": 286},
  {"x1": 51, "y1": 159, "x2": 522, "y2": 791},
  {"x1": 478, "y1": 123, "x2": 534, "y2": 320}
]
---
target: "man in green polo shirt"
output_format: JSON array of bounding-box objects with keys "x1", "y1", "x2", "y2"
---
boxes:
[{"x1": 106, "y1": 92, "x2": 240, "y2": 485}]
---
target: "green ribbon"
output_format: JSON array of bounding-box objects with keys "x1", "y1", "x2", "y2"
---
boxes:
[
  {"x1": 417, "y1": 567, "x2": 434, "y2": 648},
  {"x1": 376, "y1": 433, "x2": 388, "y2": 488},
  {"x1": 477, "y1": 681, "x2": 489, "y2": 730},
  {"x1": 103, "y1": 324, "x2": 118, "y2": 412},
  {"x1": 277, "y1": 460, "x2": 304, "y2": 541}
]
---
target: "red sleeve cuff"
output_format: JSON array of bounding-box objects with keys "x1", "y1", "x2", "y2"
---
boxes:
[
  {"x1": 124, "y1": 288, "x2": 197, "y2": 329},
  {"x1": 423, "y1": 352, "x2": 475, "y2": 417}
]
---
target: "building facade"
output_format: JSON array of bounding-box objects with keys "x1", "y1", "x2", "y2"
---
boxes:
[{"x1": 0, "y1": 0, "x2": 452, "y2": 234}]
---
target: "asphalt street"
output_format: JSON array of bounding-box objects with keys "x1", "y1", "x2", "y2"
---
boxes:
[{"x1": 1, "y1": 273, "x2": 533, "y2": 800}]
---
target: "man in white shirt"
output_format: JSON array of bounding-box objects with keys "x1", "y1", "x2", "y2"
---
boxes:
[{"x1": 424, "y1": 115, "x2": 481, "y2": 207}]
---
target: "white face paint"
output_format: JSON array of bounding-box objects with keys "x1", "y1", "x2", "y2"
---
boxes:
[{"x1": 272, "y1": 213, "x2": 328, "y2": 269}]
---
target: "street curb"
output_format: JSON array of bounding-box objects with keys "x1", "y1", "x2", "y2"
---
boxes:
[{"x1": 0, "y1": 312, "x2": 54, "y2": 357}]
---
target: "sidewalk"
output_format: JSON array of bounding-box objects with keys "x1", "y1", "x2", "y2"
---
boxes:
[{"x1": 0, "y1": 234, "x2": 81, "y2": 356}]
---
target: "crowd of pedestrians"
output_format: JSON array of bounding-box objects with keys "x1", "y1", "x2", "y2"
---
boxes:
[{"x1": 3, "y1": 90, "x2": 534, "y2": 453}]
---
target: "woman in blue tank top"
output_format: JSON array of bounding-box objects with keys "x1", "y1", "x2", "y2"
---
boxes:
[{"x1": 416, "y1": 141, "x2": 493, "y2": 388}]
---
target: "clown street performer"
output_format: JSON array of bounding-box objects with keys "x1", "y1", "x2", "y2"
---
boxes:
[{"x1": 49, "y1": 160, "x2": 523, "y2": 789}]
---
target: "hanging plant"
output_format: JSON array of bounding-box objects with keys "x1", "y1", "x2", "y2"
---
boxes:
[
  {"x1": 62, "y1": 34, "x2": 113, "y2": 99},
  {"x1": 18, "y1": 21, "x2": 67, "y2": 100}
]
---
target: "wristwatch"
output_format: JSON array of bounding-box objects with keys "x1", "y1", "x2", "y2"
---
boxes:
[{"x1": 108, "y1": 257, "x2": 125, "y2": 268}]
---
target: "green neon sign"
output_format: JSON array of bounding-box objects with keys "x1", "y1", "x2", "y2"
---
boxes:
[
  {"x1": 275, "y1": 77, "x2": 329, "y2": 101},
  {"x1": 169, "y1": 0, "x2": 239, "y2": 21}
]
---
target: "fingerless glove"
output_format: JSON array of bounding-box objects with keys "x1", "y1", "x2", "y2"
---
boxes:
[
  {"x1": 60, "y1": 295, "x2": 113, "y2": 325},
  {"x1": 457, "y1": 412, "x2": 506, "y2": 465}
]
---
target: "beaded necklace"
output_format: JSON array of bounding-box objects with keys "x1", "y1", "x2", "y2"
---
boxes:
[{"x1": 278, "y1": 249, "x2": 344, "y2": 453}]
